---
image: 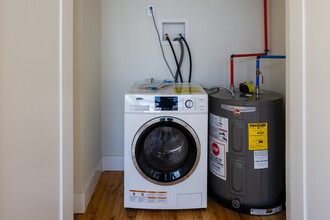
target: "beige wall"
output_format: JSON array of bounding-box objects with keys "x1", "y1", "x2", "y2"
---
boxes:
[
  {"x1": 74, "y1": 0, "x2": 102, "y2": 194},
  {"x1": 286, "y1": 0, "x2": 330, "y2": 219},
  {"x1": 268, "y1": 0, "x2": 286, "y2": 95},
  {"x1": 305, "y1": 0, "x2": 330, "y2": 218},
  {"x1": 100, "y1": 0, "x2": 286, "y2": 156},
  {"x1": 0, "y1": 0, "x2": 73, "y2": 219}
]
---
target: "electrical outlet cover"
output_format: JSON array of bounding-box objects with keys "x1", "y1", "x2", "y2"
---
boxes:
[{"x1": 147, "y1": 5, "x2": 154, "y2": 16}]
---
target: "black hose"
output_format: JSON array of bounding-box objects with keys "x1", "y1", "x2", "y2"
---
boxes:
[
  {"x1": 166, "y1": 36, "x2": 183, "y2": 83},
  {"x1": 181, "y1": 36, "x2": 192, "y2": 83},
  {"x1": 173, "y1": 37, "x2": 184, "y2": 83}
]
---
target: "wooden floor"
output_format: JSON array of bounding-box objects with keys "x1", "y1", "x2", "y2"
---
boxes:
[{"x1": 74, "y1": 171, "x2": 286, "y2": 220}]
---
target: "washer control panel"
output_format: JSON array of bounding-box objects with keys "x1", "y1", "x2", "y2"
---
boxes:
[
  {"x1": 178, "y1": 97, "x2": 207, "y2": 112},
  {"x1": 125, "y1": 95, "x2": 207, "y2": 113}
]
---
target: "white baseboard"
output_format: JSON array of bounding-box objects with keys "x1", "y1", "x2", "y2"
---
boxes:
[
  {"x1": 102, "y1": 155, "x2": 124, "y2": 171},
  {"x1": 74, "y1": 193, "x2": 85, "y2": 213},
  {"x1": 74, "y1": 156, "x2": 124, "y2": 213},
  {"x1": 74, "y1": 170, "x2": 102, "y2": 213}
]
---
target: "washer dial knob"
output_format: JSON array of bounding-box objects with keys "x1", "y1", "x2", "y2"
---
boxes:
[{"x1": 185, "y1": 100, "x2": 194, "y2": 109}]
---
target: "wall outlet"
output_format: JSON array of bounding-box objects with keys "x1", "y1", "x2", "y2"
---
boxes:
[{"x1": 147, "y1": 5, "x2": 154, "y2": 16}]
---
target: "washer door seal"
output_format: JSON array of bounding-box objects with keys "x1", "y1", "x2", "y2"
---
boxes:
[{"x1": 132, "y1": 117, "x2": 200, "y2": 185}]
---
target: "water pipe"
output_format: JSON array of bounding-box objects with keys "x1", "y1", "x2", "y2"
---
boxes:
[
  {"x1": 230, "y1": 57, "x2": 234, "y2": 89},
  {"x1": 264, "y1": 0, "x2": 269, "y2": 52},
  {"x1": 229, "y1": 0, "x2": 269, "y2": 91},
  {"x1": 230, "y1": 53, "x2": 266, "y2": 90},
  {"x1": 233, "y1": 53, "x2": 267, "y2": 58},
  {"x1": 260, "y1": 55, "x2": 286, "y2": 59},
  {"x1": 255, "y1": 55, "x2": 286, "y2": 94},
  {"x1": 256, "y1": 57, "x2": 261, "y2": 95}
]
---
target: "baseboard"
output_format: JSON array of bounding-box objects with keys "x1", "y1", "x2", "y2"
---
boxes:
[
  {"x1": 74, "y1": 170, "x2": 102, "y2": 213},
  {"x1": 74, "y1": 193, "x2": 85, "y2": 213},
  {"x1": 74, "y1": 156, "x2": 123, "y2": 213},
  {"x1": 102, "y1": 155, "x2": 124, "y2": 171}
]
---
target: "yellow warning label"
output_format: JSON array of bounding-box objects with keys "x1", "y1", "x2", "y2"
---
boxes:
[
  {"x1": 173, "y1": 87, "x2": 203, "y2": 94},
  {"x1": 248, "y1": 123, "x2": 268, "y2": 150}
]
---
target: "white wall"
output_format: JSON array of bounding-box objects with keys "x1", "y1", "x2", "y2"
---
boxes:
[
  {"x1": 0, "y1": 0, "x2": 73, "y2": 219},
  {"x1": 286, "y1": 0, "x2": 330, "y2": 219},
  {"x1": 101, "y1": 0, "x2": 286, "y2": 157},
  {"x1": 74, "y1": 0, "x2": 102, "y2": 213}
]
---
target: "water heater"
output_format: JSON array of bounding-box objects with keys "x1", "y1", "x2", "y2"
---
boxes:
[{"x1": 208, "y1": 89, "x2": 285, "y2": 215}]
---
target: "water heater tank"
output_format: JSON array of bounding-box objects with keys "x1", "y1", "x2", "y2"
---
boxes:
[{"x1": 208, "y1": 89, "x2": 285, "y2": 215}]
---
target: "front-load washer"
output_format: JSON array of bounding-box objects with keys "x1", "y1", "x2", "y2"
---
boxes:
[{"x1": 124, "y1": 83, "x2": 208, "y2": 209}]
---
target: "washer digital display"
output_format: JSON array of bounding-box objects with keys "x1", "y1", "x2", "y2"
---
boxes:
[{"x1": 155, "y1": 97, "x2": 178, "y2": 111}]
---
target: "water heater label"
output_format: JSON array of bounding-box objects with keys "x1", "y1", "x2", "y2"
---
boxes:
[
  {"x1": 254, "y1": 150, "x2": 268, "y2": 169},
  {"x1": 209, "y1": 113, "x2": 229, "y2": 152},
  {"x1": 209, "y1": 138, "x2": 226, "y2": 181},
  {"x1": 248, "y1": 123, "x2": 268, "y2": 150}
]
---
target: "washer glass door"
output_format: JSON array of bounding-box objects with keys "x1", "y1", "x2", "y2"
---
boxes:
[{"x1": 132, "y1": 117, "x2": 200, "y2": 185}]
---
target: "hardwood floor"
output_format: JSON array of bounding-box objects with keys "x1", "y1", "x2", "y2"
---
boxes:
[{"x1": 74, "y1": 171, "x2": 286, "y2": 220}]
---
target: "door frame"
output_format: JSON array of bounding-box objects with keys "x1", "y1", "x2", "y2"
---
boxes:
[
  {"x1": 61, "y1": 0, "x2": 74, "y2": 219},
  {"x1": 286, "y1": 0, "x2": 305, "y2": 219}
]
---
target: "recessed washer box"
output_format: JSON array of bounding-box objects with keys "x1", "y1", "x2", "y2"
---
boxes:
[{"x1": 158, "y1": 19, "x2": 189, "y2": 45}]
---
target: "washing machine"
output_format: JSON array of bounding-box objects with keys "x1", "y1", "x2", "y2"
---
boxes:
[{"x1": 124, "y1": 83, "x2": 208, "y2": 209}]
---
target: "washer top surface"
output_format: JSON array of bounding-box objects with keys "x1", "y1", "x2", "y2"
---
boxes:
[
  {"x1": 125, "y1": 83, "x2": 208, "y2": 114},
  {"x1": 127, "y1": 83, "x2": 207, "y2": 96}
]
